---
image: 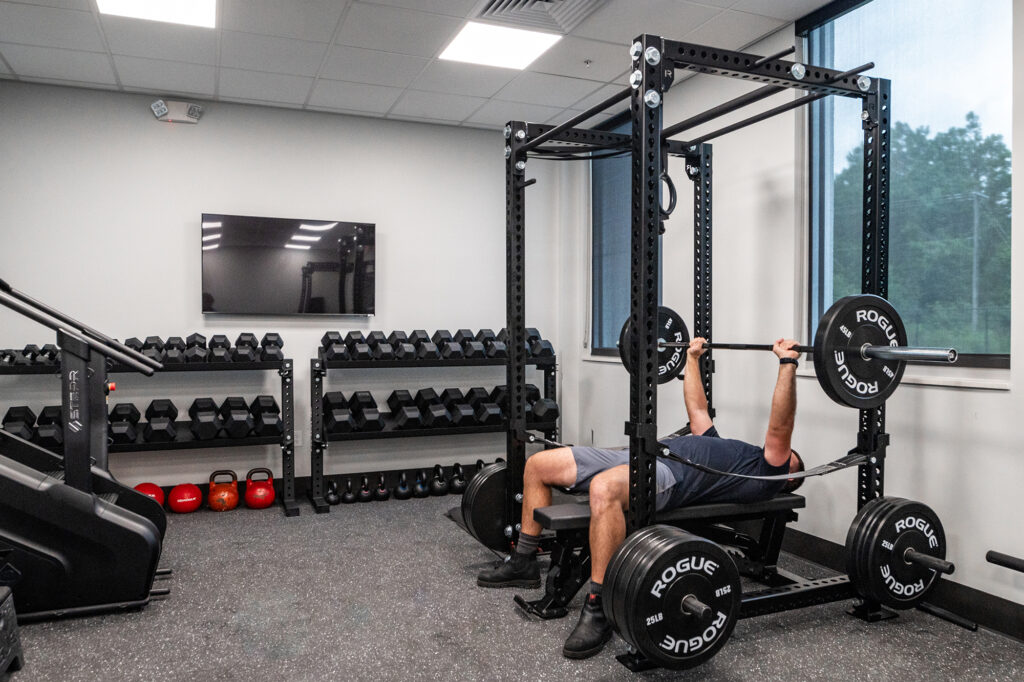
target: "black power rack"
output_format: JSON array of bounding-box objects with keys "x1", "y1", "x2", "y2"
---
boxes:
[
  {"x1": 0, "y1": 358, "x2": 298, "y2": 517},
  {"x1": 308, "y1": 353, "x2": 558, "y2": 513}
]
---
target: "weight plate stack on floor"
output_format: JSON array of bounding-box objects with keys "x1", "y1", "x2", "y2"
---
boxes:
[
  {"x1": 604, "y1": 525, "x2": 741, "y2": 670},
  {"x1": 460, "y1": 462, "x2": 510, "y2": 552},
  {"x1": 846, "y1": 497, "x2": 949, "y2": 610}
]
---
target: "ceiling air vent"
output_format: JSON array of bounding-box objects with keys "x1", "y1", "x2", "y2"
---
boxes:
[{"x1": 475, "y1": 0, "x2": 609, "y2": 34}]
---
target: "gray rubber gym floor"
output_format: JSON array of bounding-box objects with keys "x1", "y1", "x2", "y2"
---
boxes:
[{"x1": 12, "y1": 495, "x2": 1024, "y2": 681}]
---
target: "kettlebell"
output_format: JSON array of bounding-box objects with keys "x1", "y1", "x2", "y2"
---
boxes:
[
  {"x1": 393, "y1": 472, "x2": 412, "y2": 500},
  {"x1": 167, "y1": 483, "x2": 202, "y2": 513},
  {"x1": 357, "y1": 475, "x2": 374, "y2": 503},
  {"x1": 449, "y1": 463, "x2": 467, "y2": 494},
  {"x1": 413, "y1": 470, "x2": 430, "y2": 498},
  {"x1": 429, "y1": 464, "x2": 449, "y2": 496},
  {"x1": 341, "y1": 477, "x2": 357, "y2": 504},
  {"x1": 208, "y1": 470, "x2": 240, "y2": 512},
  {"x1": 325, "y1": 479, "x2": 341, "y2": 505},
  {"x1": 374, "y1": 473, "x2": 390, "y2": 501},
  {"x1": 475, "y1": 459, "x2": 486, "y2": 473},
  {"x1": 243, "y1": 467, "x2": 276, "y2": 509},
  {"x1": 133, "y1": 482, "x2": 165, "y2": 507}
]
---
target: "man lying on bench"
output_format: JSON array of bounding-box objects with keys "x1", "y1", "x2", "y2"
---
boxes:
[{"x1": 476, "y1": 336, "x2": 806, "y2": 659}]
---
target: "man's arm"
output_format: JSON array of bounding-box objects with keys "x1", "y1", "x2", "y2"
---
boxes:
[
  {"x1": 764, "y1": 338, "x2": 799, "y2": 467},
  {"x1": 684, "y1": 337, "x2": 714, "y2": 435}
]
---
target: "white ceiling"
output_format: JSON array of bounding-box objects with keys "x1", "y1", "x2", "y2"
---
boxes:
[{"x1": 0, "y1": 0, "x2": 832, "y2": 130}]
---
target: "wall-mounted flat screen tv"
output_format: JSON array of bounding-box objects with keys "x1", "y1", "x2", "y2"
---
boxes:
[{"x1": 201, "y1": 213, "x2": 375, "y2": 316}]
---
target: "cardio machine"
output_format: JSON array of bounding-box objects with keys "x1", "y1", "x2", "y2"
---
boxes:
[{"x1": 0, "y1": 278, "x2": 170, "y2": 621}]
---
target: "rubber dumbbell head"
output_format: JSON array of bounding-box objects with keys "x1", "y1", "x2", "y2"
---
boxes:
[
  {"x1": 420, "y1": 403, "x2": 451, "y2": 429},
  {"x1": 143, "y1": 336, "x2": 165, "y2": 352},
  {"x1": 485, "y1": 340, "x2": 508, "y2": 358},
  {"x1": 463, "y1": 341, "x2": 486, "y2": 358},
  {"x1": 350, "y1": 342, "x2": 372, "y2": 361},
  {"x1": 416, "y1": 341, "x2": 440, "y2": 360},
  {"x1": 452, "y1": 329, "x2": 475, "y2": 345},
  {"x1": 366, "y1": 331, "x2": 387, "y2": 347},
  {"x1": 475, "y1": 329, "x2": 496, "y2": 342},
  {"x1": 2, "y1": 406, "x2": 36, "y2": 441},
  {"x1": 186, "y1": 333, "x2": 207, "y2": 349},
  {"x1": 371, "y1": 342, "x2": 395, "y2": 361},
  {"x1": 408, "y1": 330, "x2": 431, "y2": 346},
  {"x1": 387, "y1": 331, "x2": 408, "y2": 346},
  {"x1": 414, "y1": 388, "x2": 440, "y2": 410},
  {"x1": 531, "y1": 398, "x2": 560, "y2": 422},
  {"x1": 36, "y1": 344, "x2": 59, "y2": 365},
  {"x1": 323, "y1": 342, "x2": 349, "y2": 361},
  {"x1": 188, "y1": 398, "x2": 221, "y2": 440},
  {"x1": 22, "y1": 344, "x2": 40, "y2": 363},
  {"x1": 231, "y1": 345, "x2": 258, "y2": 362},
  {"x1": 525, "y1": 328, "x2": 542, "y2": 343},
  {"x1": 209, "y1": 335, "x2": 231, "y2": 350},
  {"x1": 108, "y1": 402, "x2": 141, "y2": 444},
  {"x1": 323, "y1": 392, "x2": 355, "y2": 433},
  {"x1": 261, "y1": 333, "x2": 283, "y2": 349},
  {"x1": 184, "y1": 345, "x2": 209, "y2": 363},
  {"x1": 260, "y1": 344, "x2": 285, "y2": 362},
  {"x1": 393, "y1": 342, "x2": 416, "y2": 360},
  {"x1": 474, "y1": 402, "x2": 502, "y2": 426},
  {"x1": 464, "y1": 387, "x2": 490, "y2": 408},
  {"x1": 235, "y1": 332, "x2": 258, "y2": 349},
  {"x1": 35, "y1": 406, "x2": 63, "y2": 446},
  {"x1": 344, "y1": 331, "x2": 366, "y2": 349},
  {"x1": 124, "y1": 337, "x2": 144, "y2": 352},
  {"x1": 146, "y1": 399, "x2": 179, "y2": 421},
  {"x1": 322, "y1": 331, "x2": 343, "y2": 348},
  {"x1": 431, "y1": 329, "x2": 453, "y2": 345},
  {"x1": 530, "y1": 339, "x2": 554, "y2": 357},
  {"x1": 165, "y1": 336, "x2": 186, "y2": 351},
  {"x1": 208, "y1": 345, "x2": 231, "y2": 362},
  {"x1": 110, "y1": 403, "x2": 141, "y2": 423},
  {"x1": 439, "y1": 388, "x2": 465, "y2": 409},
  {"x1": 144, "y1": 399, "x2": 179, "y2": 442},
  {"x1": 250, "y1": 395, "x2": 283, "y2": 436},
  {"x1": 449, "y1": 403, "x2": 476, "y2": 426},
  {"x1": 219, "y1": 396, "x2": 254, "y2": 438},
  {"x1": 392, "y1": 405, "x2": 421, "y2": 429}
]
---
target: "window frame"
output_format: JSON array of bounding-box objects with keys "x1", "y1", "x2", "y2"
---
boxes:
[{"x1": 799, "y1": 0, "x2": 1011, "y2": 370}]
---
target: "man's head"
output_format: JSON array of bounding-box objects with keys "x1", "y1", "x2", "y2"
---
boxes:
[{"x1": 783, "y1": 450, "x2": 804, "y2": 493}]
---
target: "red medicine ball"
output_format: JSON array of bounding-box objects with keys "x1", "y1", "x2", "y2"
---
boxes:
[
  {"x1": 167, "y1": 483, "x2": 203, "y2": 513},
  {"x1": 133, "y1": 482, "x2": 165, "y2": 507}
]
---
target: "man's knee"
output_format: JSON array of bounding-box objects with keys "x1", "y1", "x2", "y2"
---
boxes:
[
  {"x1": 589, "y1": 471, "x2": 627, "y2": 512},
  {"x1": 524, "y1": 447, "x2": 575, "y2": 487}
]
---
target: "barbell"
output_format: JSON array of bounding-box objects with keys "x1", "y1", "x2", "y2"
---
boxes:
[{"x1": 617, "y1": 294, "x2": 958, "y2": 409}]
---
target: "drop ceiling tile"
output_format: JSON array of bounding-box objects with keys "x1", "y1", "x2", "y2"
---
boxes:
[
  {"x1": 0, "y1": 3, "x2": 103, "y2": 51},
  {"x1": 221, "y1": 32, "x2": 328, "y2": 76},
  {"x1": 571, "y1": 0, "x2": 722, "y2": 45},
  {"x1": 465, "y1": 99, "x2": 565, "y2": 127},
  {"x1": 320, "y1": 46, "x2": 428, "y2": 88},
  {"x1": 731, "y1": 0, "x2": 831, "y2": 22},
  {"x1": 112, "y1": 55, "x2": 215, "y2": 96},
  {"x1": 308, "y1": 78, "x2": 403, "y2": 113},
  {"x1": 528, "y1": 37, "x2": 632, "y2": 82},
  {"x1": 16, "y1": 75, "x2": 118, "y2": 90},
  {"x1": 1, "y1": 44, "x2": 114, "y2": 83},
  {"x1": 387, "y1": 113, "x2": 460, "y2": 126},
  {"x1": 684, "y1": 9, "x2": 785, "y2": 50},
  {"x1": 14, "y1": 0, "x2": 90, "y2": 9},
  {"x1": 546, "y1": 108, "x2": 615, "y2": 126},
  {"x1": 336, "y1": 3, "x2": 463, "y2": 58},
  {"x1": 225, "y1": 97, "x2": 305, "y2": 110},
  {"x1": 102, "y1": 16, "x2": 218, "y2": 64},
  {"x1": 219, "y1": 68, "x2": 314, "y2": 105},
  {"x1": 360, "y1": 0, "x2": 477, "y2": 18},
  {"x1": 568, "y1": 82, "x2": 629, "y2": 112},
  {"x1": 390, "y1": 89, "x2": 485, "y2": 121},
  {"x1": 495, "y1": 72, "x2": 604, "y2": 108},
  {"x1": 411, "y1": 60, "x2": 517, "y2": 98},
  {"x1": 221, "y1": 0, "x2": 348, "y2": 43}
]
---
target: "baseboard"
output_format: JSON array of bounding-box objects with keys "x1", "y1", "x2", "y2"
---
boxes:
[{"x1": 782, "y1": 528, "x2": 1024, "y2": 642}]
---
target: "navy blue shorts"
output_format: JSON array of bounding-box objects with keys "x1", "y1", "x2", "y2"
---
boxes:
[{"x1": 567, "y1": 446, "x2": 678, "y2": 510}]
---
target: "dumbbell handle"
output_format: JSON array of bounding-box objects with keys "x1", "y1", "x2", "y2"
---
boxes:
[
  {"x1": 905, "y1": 548, "x2": 955, "y2": 575},
  {"x1": 657, "y1": 340, "x2": 957, "y2": 363},
  {"x1": 680, "y1": 594, "x2": 712, "y2": 620}
]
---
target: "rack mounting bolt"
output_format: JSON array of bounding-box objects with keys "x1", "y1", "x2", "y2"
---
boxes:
[
  {"x1": 643, "y1": 89, "x2": 661, "y2": 108},
  {"x1": 504, "y1": 124, "x2": 512, "y2": 139},
  {"x1": 515, "y1": 523, "x2": 522, "y2": 532},
  {"x1": 861, "y1": 110, "x2": 870, "y2": 121},
  {"x1": 515, "y1": 129, "x2": 526, "y2": 141},
  {"x1": 857, "y1": 75, "x2": 872, "y2": 92},
  {"x1": 629, "y1": 70, "x2": 643, "y2": 89},
  {"x1": 791, "y1": 63, "x2": 806, "y2": 80},
  {"x1": 515, "y1": 493, "x2": 523, "y2": 503},
  {"x1": 630, "y1": 41, "x2": 643, "y2": 61},
  {"x1": 505, "y1": 145, "x2": 512, "y2": 159},
  {"x1": 504, "y1": 525, "x2": 513, "y2": 538},
  {"x1": 515, "y1": 160, "x2": 526, "y2": 171},
  {"x1": 644, "y1": 46, "x2": 661, "y2": 65}
]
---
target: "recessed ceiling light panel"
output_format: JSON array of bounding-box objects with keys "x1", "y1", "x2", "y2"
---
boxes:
[
  {"x1": 440, "y1": 21, "x2": 561, "y2": 70},
  {"x1": 97, "y1": 0, "x2": 216, "y2": 29}
]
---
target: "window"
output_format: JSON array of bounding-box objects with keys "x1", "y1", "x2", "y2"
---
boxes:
[
  {"x1": 590, "y1": 119, "x2": 631, "y2": 354},
  {"x1": 590, "y1": 119, "x2": 663, "y2": 354},
  {"x1": 805, "y1": 0, "x2": 1011, "y2": 364}
]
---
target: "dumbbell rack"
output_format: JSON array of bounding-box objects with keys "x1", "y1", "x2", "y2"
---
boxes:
[
  {"x1": 0, "y1": 358, "x2": 299, "y2": 517},
  {"x1": 307, "y1": 355, "x2": 558, "y2": 514}
]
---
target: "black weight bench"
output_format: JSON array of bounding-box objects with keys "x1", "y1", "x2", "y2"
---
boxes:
[{"x1": 513, "y1": 494, "x2": 806, "y2": 619}]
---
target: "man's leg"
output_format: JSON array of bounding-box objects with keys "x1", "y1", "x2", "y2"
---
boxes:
[
  {"x1": 563, "y1": 465, "x2": 628, "y2": 659},
  {"x1": 477, "y1": 447, "x2": 577, "y2": 588}
]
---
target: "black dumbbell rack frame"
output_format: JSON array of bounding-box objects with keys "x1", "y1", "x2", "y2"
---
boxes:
[
  {"x1": 0, "y1": 357, "x2": 299, "y2": 517},
  {"x1": 308, "y1": 354, "x2": 558, "y2": 514}
]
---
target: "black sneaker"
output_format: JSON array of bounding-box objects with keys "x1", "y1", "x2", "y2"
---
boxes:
[
  {"x1": 476, "y1": 553, "x2": 540, "y2": 588},
  {"x1": 562, "y1": 593, "x2": 612, "y2": 659}
]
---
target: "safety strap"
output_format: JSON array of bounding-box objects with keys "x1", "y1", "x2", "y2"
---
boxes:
[{"x1": 658, "y1": 449, "x2": 870, "y2": 481}]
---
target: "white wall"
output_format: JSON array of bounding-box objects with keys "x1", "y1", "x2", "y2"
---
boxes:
[
  {"x1": 0, "y1": 81, "x2": 565, "y2": 489},
  {"x1": 568, "y1": 22, "x2": 1024, "y2": 606}
]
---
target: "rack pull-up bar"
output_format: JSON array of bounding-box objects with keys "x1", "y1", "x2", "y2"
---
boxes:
[
  {"x1": 520, "y1": 87, "x2": 631, "y2": 153},
  {"x1": 662, "y1": 84, "x2": 785, "y2": 139},
  {"x1": 752, "y1": 45, "x2": 796, "y2": 66},
  {"x1": 684, "y1": 62, "x2": 874, "y2": 147}
]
